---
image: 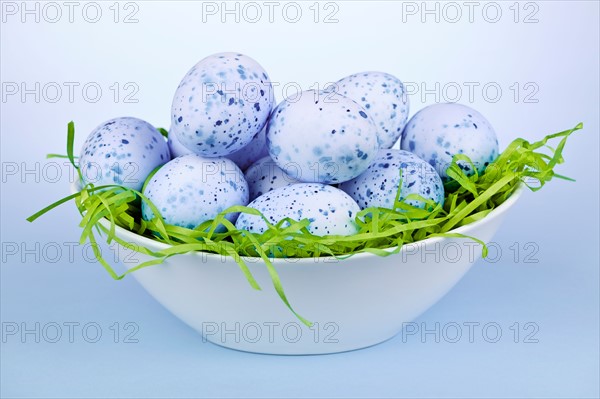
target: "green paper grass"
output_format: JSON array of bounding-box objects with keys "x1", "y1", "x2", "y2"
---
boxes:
[{"x1": 29, "y1": 121, "x2": 583, "y2": 326}]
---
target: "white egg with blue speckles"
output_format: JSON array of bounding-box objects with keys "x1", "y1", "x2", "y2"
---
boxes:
[
  {"x1": 167, "y1": 126, "x2": 194, "y2": 158},
  {"x1": 225, "y1": 125, "x2": 269, "y2": 171},
  {"x1": 267, "y1": 90, "x2": 379, "y2": 184},
  {"x1": 169, "y1": 123, "x2": 268, "y2": 170},
  {"x1": 236, "y1": 183, "x2": 360, "y2": 236},
  {"x1": 171, "y1": 52, "x2": 274, "y2": 157},
  {"x1": 401, "y1": 103, "x2": 499, "y2": 181},
  {"x1": 245, "y1": 156, "x2": 301, "y2": 201},
  {"x1": 79, "y1": 117, "x2": 170, "y2": 191},
  {"x1": 142, "y1": 154, "x2": 249, "y2": 229},
  {"x1": 340, "y1": 149, "x2": 444, "y2": 210},
  {"x1": 336, "y1": 71, "x2": 409, "y2": 149}
]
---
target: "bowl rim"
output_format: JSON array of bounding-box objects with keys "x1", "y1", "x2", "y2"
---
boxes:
[{"x1": 70, "y1": 181, "x2": 524, "y2": 263}]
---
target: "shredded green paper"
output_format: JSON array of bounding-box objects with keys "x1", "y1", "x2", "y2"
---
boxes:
[{"x1": 27, "y1": 122, "x2": 583, "y2": 325}]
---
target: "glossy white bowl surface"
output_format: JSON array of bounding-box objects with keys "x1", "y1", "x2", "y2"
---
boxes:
[{"x1": 74, "y1": 182, "x2": 523, "y2": 354}]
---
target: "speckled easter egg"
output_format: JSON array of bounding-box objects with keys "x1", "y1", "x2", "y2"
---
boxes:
[
  {"x1": 401, "y1": 103, "x2": 499, "y2": 181},
  {"x1": 171, "y1": 52, "x2": 274, "y2": 157},
  {"x1": 142, "y1": 154, "x2": 249, "y2": 229},
  {"x1": 167, "y1": 126, "x2": 194, "y2": 158},
  {"x1": 244, "y1": 156, "x2": 301, "y2": 201},
  {"x1": 79, "y1": 117, "x2": 170, "y2": 191},
  {"x1": 336, "y1": 71, "x2": 409, "y2": 149},
  {"x1": 225, "y1": 125, "x2": 269, "y2": 171},
  {"x1": 340, "y1": 149, "x2": 444, "y2": 210},
  {"x1": 266, "y1": 90, "x2": 379, "y2": 184},
  {"x1": 169, "y1": 124, "x2": 268, "y2": 170},
  {"x1": 235, "y1": 183, "x2": 360, "y2": 236}
]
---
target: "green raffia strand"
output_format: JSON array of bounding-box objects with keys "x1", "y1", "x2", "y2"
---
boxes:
[
  {"x1": 27, "y1": 122, "x2": 584, "y2": 326},
  {"x1": 157, "y1": 127, "x2": 169, "y2": 138}
]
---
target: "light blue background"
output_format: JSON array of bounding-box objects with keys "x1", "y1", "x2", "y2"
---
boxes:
[{"x1": 1, "y1": 1, "x2": 598, "y2": 397}]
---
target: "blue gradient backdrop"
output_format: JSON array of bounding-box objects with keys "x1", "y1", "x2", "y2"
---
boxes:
[{"x1": 1, "y1": 1, "x2": 599, "y2": 398}]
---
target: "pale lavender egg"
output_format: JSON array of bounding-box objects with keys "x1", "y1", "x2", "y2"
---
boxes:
[
  {"x1": 142, "y1": 154, "x2": 249, "y2": 230},
  {"x1": 340, "y1": 149, "x2": 444, "y2": 211},
  {"x1": 266, "y1": 90, "x2": 379, "y2": 184},
  {"x1": 337, "y1": 71, "x2": 409, "y2": 149},
  {"x1": 168, "y1": 123, "x2": 268, "y2": 170},
  {"x1": 167, "y1": 126, "x2": 194, "y2": 158},
  {"x1": 171, "y1": 52, "x2": 274, "y2": 157},
  {"x1": 244, "y1": 156, "x2": 301, "y2": 201},
  {"x1": 236, "y1": 183, "x2": 360, "y2": 236},
  {"x1": 79, "y1": 117, "x2": 170, "y2": 191},
  {"x1": 225, "y1": 126, "x2": 269, "y2": 171},
  {"x1": 401, "y1": 103, "x2": 499, "y2": 181}
]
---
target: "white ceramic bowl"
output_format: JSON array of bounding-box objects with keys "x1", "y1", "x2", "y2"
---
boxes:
[{"x1": 74, "y1": 183, "x2": 523, "y2": 354}]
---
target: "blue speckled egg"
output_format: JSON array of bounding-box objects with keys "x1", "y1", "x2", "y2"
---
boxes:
[
  {"x1": 401, "y1": 103, "x2": 499, "y2": 181},
  {"x1": 336, "y1": 71, "x2": 409, "y2": 149},
  {"x1": 266, "y1": 90, "x2": 379, "y2": 184},
  {"x1": 79, "y1": 117, "x2": 170, "y2": 191},
  {"x1": 225, "y1": 125, "x2": 269, "y2": 171},
  {"x1": 171, "y1": 52, "x2": 274, "y2": 157},
  {"x1": 340, "y1": 149, "x2": 444, "y2": 210},
  {"x1": 168, "y1": 124, "x2": 268, "y2": 170},
  {"x1": 235, "y1": 183, "x2": 360, "y2": 236},
  {"x1": 244, "y1": 156, "x2": 301, "y2": 201},
  {"x1": 142, "y1": 154, "x2": 249, "y2": 229},
  {"x1": 167, "y1": 126, "x2": 193, "y2": 158}
]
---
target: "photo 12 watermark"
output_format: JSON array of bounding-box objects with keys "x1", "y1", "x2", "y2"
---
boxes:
[
  {"x1": 1, "y1": 81, "x2": 140, "y2": 104},
  {"x1": 1, "y1": 1, "x2": 140, "y2": 24},
  {"x1": 1, "y1": 238, "x2": 542, "y2": 267},
  {"x1": 201, "y1": 321, "x2": 340, "y2": 344},
  {"x1": 401, "y1": 321, "x2": 540, "y2": 343},
  {"x1": 2, "y1": 321, "x2": 140, "y2": 344},
  {"x1": 398, "y1": 1, "x2": 540, "y2": 24},
  {"x1": 400, "y1": 240, "x2": 540, "y2": 264},
  {"x1": 1, "y1": 240, "x2": 144, "y2": 265},
  {"x1": 404, "y1": 81, "x2": 540, "y2": 105},
  {"x1": 0, "y1": 79, "x2": 536, "y2": 110},
  {"x1": 170, "y1": 79, "x2": 541, "y2": 107},
  {"x1": 200, "y1": 1, "x2": 340, "y2": 24}
]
